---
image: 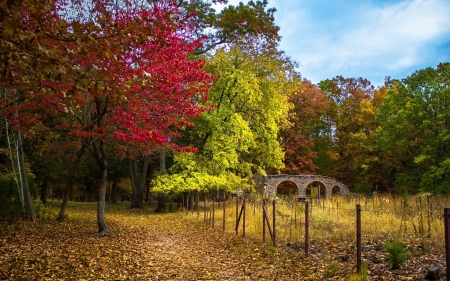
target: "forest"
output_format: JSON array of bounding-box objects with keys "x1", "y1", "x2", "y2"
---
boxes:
[{"x1": 1, "y1": 0, "x2": 450, "y2": 231}]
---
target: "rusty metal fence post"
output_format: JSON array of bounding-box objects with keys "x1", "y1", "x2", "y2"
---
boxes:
[
  {"x1": 243, "y1": 198, "x2": 246, "y2": 237},
  {"x1": 212, "y1": 195, "x2": 215, "y2": 228},
  {"x1": 263, "y1": 200, "x2": 266, "y2": 243},
  {"x1": 262, "y1": 200, "x2": 275, "y2": 245},
  {"x1": 273, "y1": 199, "x2": 276, "y2": 246},
  {"x1": 203, "y1": 195, "x2": 206, "y2": 224},
  {"x1": 196, "y1": 192, "x2": 199, "y2": 217},
  {"x1": 356, "y1": 204, "x2": 362, "y2": 273},
  {"x1": 223, "y1": 195, "x2": 226, "y2": 232},
  {"x1": 305, "y1": 201, "x2": 309, "y2": 257},
  {"x1": 236, "y1": 197, "x2": 238, "y2": 235},
  {"x1": 235, "y1": 198, "x2": 246, "y2": 237},
  {"x1": 445, "y1": 208, "x2": 450, "y2": 280}
]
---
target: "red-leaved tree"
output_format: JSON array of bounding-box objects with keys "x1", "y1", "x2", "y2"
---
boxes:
[{"x1": 2, "y1": 0, "x2": 213, "y2": 233}]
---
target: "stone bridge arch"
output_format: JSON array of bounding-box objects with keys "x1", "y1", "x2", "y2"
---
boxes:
[{"x1": 255, "y1": 174, "x2": 349, "y2": 199}]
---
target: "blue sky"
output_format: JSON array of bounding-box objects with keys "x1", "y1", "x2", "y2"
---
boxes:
[{"x1": 216, "y1": 0, "x2": 450, "y2": 88}]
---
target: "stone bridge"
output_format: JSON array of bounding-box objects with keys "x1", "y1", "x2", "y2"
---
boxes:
[{"x1": 254, "y1": 174, "x2": 349, "y2": 198}]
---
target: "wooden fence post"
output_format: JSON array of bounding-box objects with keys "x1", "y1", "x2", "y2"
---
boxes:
[
  {"x1": 272, "y1": 199, "x2": 276, "y2": 246},
  {"x1": 203, "y1": 195, "x2": 206, "y2": 224},
  {"x1": 356, "y1": 204, "x2": 362, "y2": 273},
  {"x1": 263, "y1": 200, "x2": 266, "y2": 243},
  {"x1": 235, "y1": 198, "x2": 245, "y2": 236},
  {"x1": 212, "y1": 195, "x2": 215, "y2": 228},
  {"x1": 305, "y1": 201, "x2": 309, "y2": 257},
  {"x1": 444, "y1": 208, "x2": 450, "y2": 280},
  {"x1": 223, "y1": 195, "x2": 226, "y2": 232},
  {"x1": 236, "y1": 197, "x2": 239, "y2": 235},
  {"x1": 243, "y1": 198, "x2": 246, "y2": 237},
  {"x1": 196, "y1": 191, "x2": 199, "y2": 218},
  {"x1": 262, "y1": 200, "x2": 275, "y2": 245}
]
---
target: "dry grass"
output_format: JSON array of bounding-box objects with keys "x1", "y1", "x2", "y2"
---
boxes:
[{"x1": 186, "y1": 194, "x2": 449, "y2": 254}]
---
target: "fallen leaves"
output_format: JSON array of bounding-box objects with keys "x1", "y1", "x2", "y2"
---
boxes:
[{"x1": 0, "y1": 202, "x2": 447, "y2": 280}]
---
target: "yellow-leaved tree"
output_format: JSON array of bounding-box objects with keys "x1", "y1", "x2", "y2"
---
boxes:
[{"x1": 153, "y1": 44, "x2": 296, "y2": 197}]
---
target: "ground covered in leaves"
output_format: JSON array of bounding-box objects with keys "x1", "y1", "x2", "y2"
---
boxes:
[{"x1": 0, "y1": 202, "x2": 447, "y2": 280}]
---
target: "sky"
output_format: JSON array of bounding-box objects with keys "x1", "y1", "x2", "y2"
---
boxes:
[{"x1": 216, "y1": 0, "x2": 450, "y2": 88}]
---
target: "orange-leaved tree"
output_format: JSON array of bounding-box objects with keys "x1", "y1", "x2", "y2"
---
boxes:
[{"x1": 280, "y1": 79, "x2": 330, "y2": 174}]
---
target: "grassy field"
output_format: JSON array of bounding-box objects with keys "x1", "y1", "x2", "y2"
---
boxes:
[
  {"x1": 194, "y1": 194, "x2": 449, "y2": 252},
  {"x1": 0, "y1": 195, "x2": 448, "y2": 280}
]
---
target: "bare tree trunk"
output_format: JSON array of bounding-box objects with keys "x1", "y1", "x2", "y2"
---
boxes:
[
  {"x1": 129, "y1": 159, "x2": 137, "y2": 206},
  {"x1": 111, "y1": 171, "x2": 119, "y2": 204},
  {"x1": 148, "y1": 165, "x2": 154, "y2": 206},
  {"x1": 155, "y1": 148, "x2": 166, "y2": 213},
  {"x1": 58, "y1": 189, "x2": 70, "y2": 220},
  {"x1": 58, "y1": 145, "x2": 85, "y2": 221},
  {"x1": 92, "y1": 140, "x2": 109, "y2": 233},
  {"x1": 18, "y1": 130, "x2": 36, "y2": 222},
  {"x1": 40, "y1": 177, "x2": 48, "y2": 205},
  {"x1": 130, "y1": 157, "x2": 149, "y2": 208}
]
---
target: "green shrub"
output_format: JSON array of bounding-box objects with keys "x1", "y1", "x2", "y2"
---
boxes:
[
  {"x1": 386, "y1": 240, "x2": 408, "y2": 269},
  {"x1": 0, "y1": 178, "x2": 23, "y2": 220},
  {"x1": 34, "y1": 200, "x2": 56, "y2": 221}
]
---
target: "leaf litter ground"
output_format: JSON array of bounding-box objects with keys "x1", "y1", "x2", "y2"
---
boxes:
[{"x1": 0, "y1": 202, "x2": 446, "y2": 280}]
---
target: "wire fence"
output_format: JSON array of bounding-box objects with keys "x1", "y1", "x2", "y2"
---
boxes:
[
  {"x1": 181, "y1": 193, "x2": 450, "y2": 276},
  {"x1": 189, "y1": 195, "x2": 447, "y2": 247}
]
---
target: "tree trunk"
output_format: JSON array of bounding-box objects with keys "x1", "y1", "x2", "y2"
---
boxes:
[
  {"x1": 129, "y1": 159, "x2": 137, "y2": 206},
  {"x1": 57, "y1": 189, "x2": 69, "y2": 221},
  {"x1": 145, "y1": 166, "x2": 154, "y2": 205},
  {"x1": 92, "y1": 140, "x2": 109, "y2": 233},
  {"x1": 58, "y1": 145, "x2": 85, "y2": 221},
  {"x1": 130, "y1": 156, "x2": 149, "y2": 208},
  {"x1": 155, "y1": 148, "x2": 166, "y2": 212},
  {"x1": 155, "y1": 193, "x2": 166, "y2": 213},
  {"x1": 97, "y1": 160, "x2": 108, "y2": 232},
  {"x1": 18, "y1": 131, "x2": 36, "y2": 222},
  {"x1": 194, "y1": 190, "x2": 198, "y2": 211},
  {"x1": 40, "y1": 177, "x2": 48, "y2": 205},
  {"x1": 111, "y1": 172, "x2": 119, "y2": 204},
  {"x1": 145, "y1": 179, "x2": 150, "y2": 203}
]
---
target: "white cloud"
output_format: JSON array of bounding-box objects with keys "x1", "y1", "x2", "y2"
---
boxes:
[
  {"x1": 212, "y1": 0, "x2": 450, "y2": 86},
  {"x1": 280, "y1": 0, "x2": 450, "y2": 85}
]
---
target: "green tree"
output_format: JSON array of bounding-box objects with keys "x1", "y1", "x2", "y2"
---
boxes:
[{"x1": 376, "y1": 63, "x2": 450, "y2": 194}]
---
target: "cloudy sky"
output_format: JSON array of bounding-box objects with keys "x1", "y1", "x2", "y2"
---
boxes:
[{"x1": 216, "y1": 0, "x2": 450, "y2": 88}]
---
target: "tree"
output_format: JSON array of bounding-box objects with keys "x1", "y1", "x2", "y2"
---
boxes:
[
  {"x1": 280, "y1": 80, "x2": 330, "y2": 174},
  {"x1": 1, "y1": 0, "x2": 213, "y2": 232},
  {"x1": 154, "y1": 41, "x2": 295, "y2": 196},
  {"x1": 376, "y1": 63, "x2": 450, "y2": 194},
  {"x1": 153, "y1": 0, "x2": 281, "y2": 54},
  {"x1": 318, "y1": 77, "x2": 375, "y2": 190}
]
